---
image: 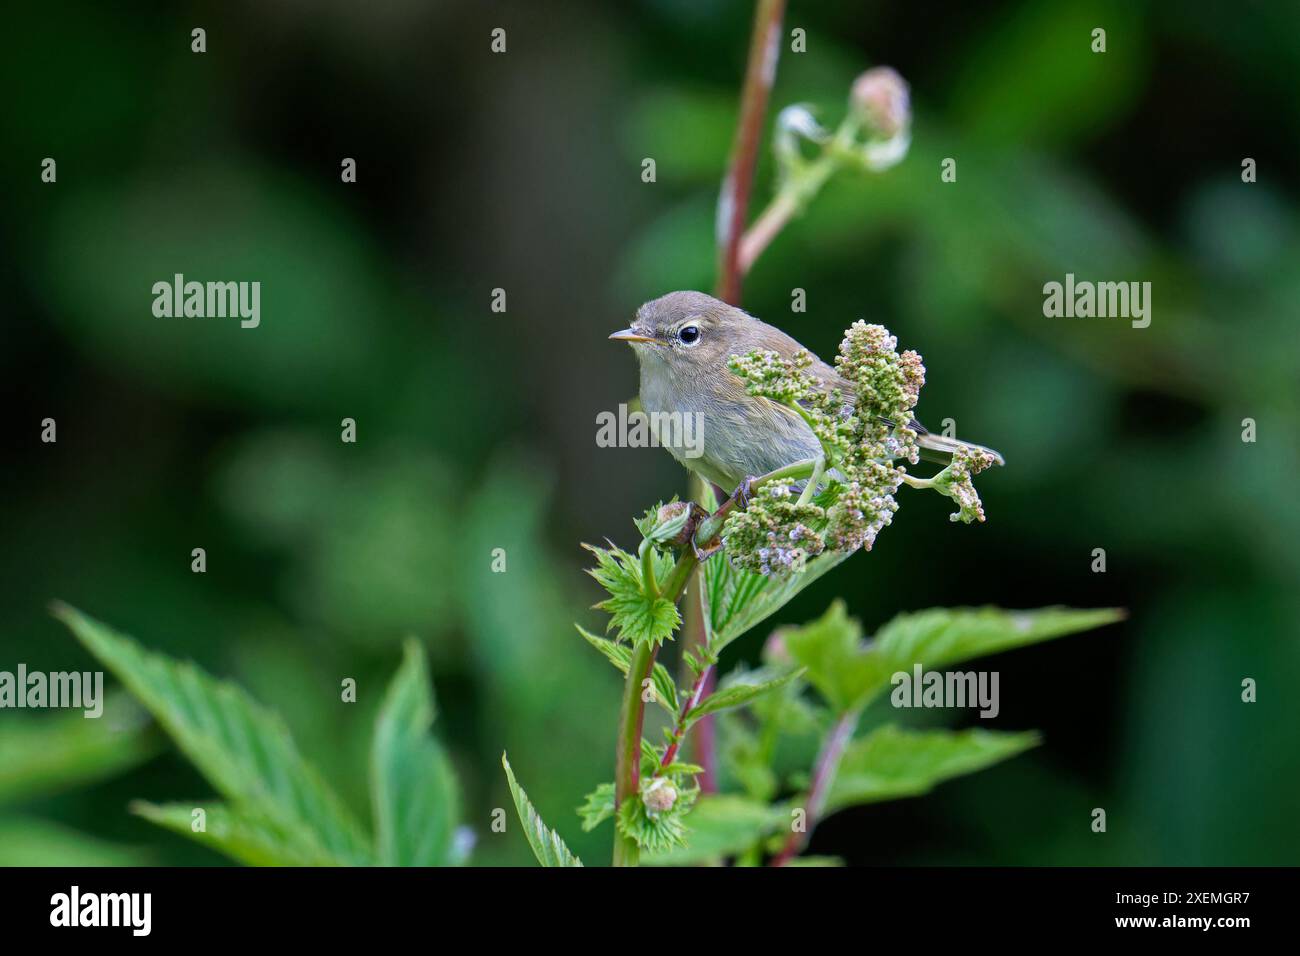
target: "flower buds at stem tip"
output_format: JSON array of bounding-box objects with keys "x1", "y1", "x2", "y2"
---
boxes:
[
  {"x1": 652, "y1": 500, "x2": 708, "y2": 550},
  {"x1": 641, "y1": 776, "x2": 678, "y2": 815},
  {"x1": 851, "y1": 66, "x2": 910, "y2": 138}
]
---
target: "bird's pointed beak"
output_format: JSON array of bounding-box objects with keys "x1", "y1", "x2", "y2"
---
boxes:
[{"x1": 609, "y1": 328, "x2": 661, "y2": 344}]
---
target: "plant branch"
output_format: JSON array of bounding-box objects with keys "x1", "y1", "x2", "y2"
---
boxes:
[
  {"x1": 738, "y1": 153, "x2": 834, "y2": 275},
  {"x1": 715, "y1": 0, "x2": 786, "y2": 305},
  {"x1": 613, "y1": 449, "x2": 810, "y2": 861},
  {"x1": 656, "y1": 660, "x2": 715, "y2": 774},
  {"x1": 797, "y1": 454, "x2": 826, "y2": 506},
  {"x1": 612, "y1": 444, "x2": 830, "y2": 862},
  {"x1": 737, "y1": 190, "x2": 798, "y2": 276},
  {"x1": 666, "y1": 456, "x2": 816, "y2": 792},
  {"x1": 612, "y1": 546, "x2": 698, "y2": 866},
  {"x1": 683, "y1": 0, "x2": 785, "y2": 800},
  {"x1": 693, "y1": 457, "x2": 818, "y2": 545},
  {"x1": 770, "y1": 708, "x2": 859, "y2": 866},
  {"x1": 680, "y1": 578, "x2": 720, "y2": 791},
  {"x1": 612, "y1": 638, "x2": 657, "y2": 866},
  {"x1": 900, "y1": 472, "x2": 934, "y2": 490},
  {"x1": 659, "y1": 547, "x2": 699, "y2": 602}
]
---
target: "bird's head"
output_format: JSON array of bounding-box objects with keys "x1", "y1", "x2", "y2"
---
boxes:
[{"x1": 609, "y1": 291, "x2": 757, "y2": 380}]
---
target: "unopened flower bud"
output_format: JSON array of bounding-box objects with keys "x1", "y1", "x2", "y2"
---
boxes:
[
  {"x1": 641, "y1": 776, "x2": 678, "y2": 816},
  {"x1": 931, "y1": 445, "x2": 996, "y2": 524},
  {"x1": 774, "y1": 104, "x2": 829, "y2": 172},
  {"x1": 851, "y1": 67, "x2": 910, "y2": 138},
  {"x1": 653, "y1": 500, "x2": 706, "y2": 549}
]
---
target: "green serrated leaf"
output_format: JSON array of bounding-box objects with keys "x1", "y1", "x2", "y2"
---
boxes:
[
  {"x1": 634, "y1": 497, "x2": 694, "y2": 545},
  {"x1": 640, "y1": 738, "x2": 662, "y2": 776},
  {"x1": 749, "y1": 673, "x2": 820, "y2": 734},
  {"x1": 584, "y1": 543, "x2": 681, "y2": 646},
  {"x1": 659, "y1": 761, "x2": 705, "y2": 777},
  {"x1": 501, "y1": 752, "x2": 583, "y2": 867},
  {"x1": 371, "y1": 639, "x2": 461, "y2": 866},
  {"x1": 783, "y1": 600, "x2": 873, "y2": 712},
  {"x1": 683, "y1": 647, "x2": 713, "y2": 675},
  {"x1": 53, "y1": 604, "x2": 372, "y2": 865},
  {"x1": 703, "y1": 548, "x2": 851, "y2": 654},
  {"x1": 577, "y1": 782, "x2": 615, "y2": 832},
  {"x1": 824, "y1": 725, "x2": 1040, "y2": 815},
  {"x1": 634, "y1": 500, "x2": 671, "y2": 539},
  {"x1": 870, "y1": 606, "x2": 1126, "y2": 676},
  {"x1": 787, "y1": 602, "x2": 1124, "y2": 713},
  {"x1": 132, "y1": 801, "x2": 346, "y2": 866},
  {"x1": 616, "y1": 793, "x2": 692, "y2": 854},
  {"x1": 719, "y1": 716, "x2": 780, "y2": 802},
  {"x1": 685, "y1": 666, "x2": 805, "y2": 724},
  {"x1": 643, "y1": 795, "x2": 786, "y2": 866},
  {"x1": 576, "y1": 625, "x2": 679, "y2": 715}
]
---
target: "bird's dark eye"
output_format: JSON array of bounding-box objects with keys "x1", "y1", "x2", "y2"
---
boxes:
[{"x1": 678, "y1": 324, "x2": 700, "y2": 345}]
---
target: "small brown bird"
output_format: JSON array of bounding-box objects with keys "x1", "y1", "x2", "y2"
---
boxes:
[{"x1": 610, "y1": 290, "x2": 1002, "y2": 493}]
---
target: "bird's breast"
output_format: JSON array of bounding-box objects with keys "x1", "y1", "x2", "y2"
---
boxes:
[{"x1": 638, "y1": 363, "x2": 823, "y2": 491}]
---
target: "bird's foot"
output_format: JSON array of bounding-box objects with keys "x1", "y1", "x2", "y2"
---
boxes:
[
  {"x1": 732, "y1": 476, "x2": 758, "y2": 510},
  {"x1": 692, "y1": 537, "x2": 723, "y2": 562}
]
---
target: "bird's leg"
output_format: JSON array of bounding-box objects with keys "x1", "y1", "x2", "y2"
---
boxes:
[
  {"x1": 692, "y1": 460, "x2": 821, "y2": 561},
  {"x1": 732, "y1": 475, "x2": 758, "y2": 510},
  {"x1": 689, "y1": 476, "x2": 756, "y2": 563}
]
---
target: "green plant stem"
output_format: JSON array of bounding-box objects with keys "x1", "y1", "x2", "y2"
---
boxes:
[
  {"x1": 612, "y1": 637, "x2": 657, "y2": 867},
  {"x1": 613, "y1": 452, "x2": 815, "y2": 864},
  {"x1": 661, "y1": 457, "x2": 819, "y2": 793},
  {"x1": 738, "y1": 155, "x2": 834, "y2": 274},
  {"x1": 691, "y1": 0, "x2": 786, "y2": 796},
  {"x1": 797, "y1": 454, "x2": 826, "y2": 506},
  {"x1": 739, "y1": 110, "x2": 865, "y2": 275},
  {"x1": 612, "y1": 547, "x2": 699, "y2": 866},
  {"x1": 659, "y1": 548, "x2": 700, "y2": 601},
  {"x1": 770, "y1": 708, "x2": 860, "y2": 866},
  {"x1": 693, "y1": 457, "x2": 818, "y2": 544}
]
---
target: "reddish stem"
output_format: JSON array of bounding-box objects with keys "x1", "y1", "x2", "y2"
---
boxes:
[
  {"x1": 770, "y1": 710, "x2": 858, "y2": 866},
  {"x1": 715, "y1": 0, "x2": 787, "y2": 304},
  {"x1": 691, "y1": 668, "x2": 720, "y2": 786},
  {"x1": 657, "y1": 661, "x2": 715, "y2": 772},
  {"x1": 679, "y1": 555, "x2": 718, "y2": 791},
  {"x1": 738, "y1": 190, "x2": 798, "y2": 275},
  {"x1": 678, "y1": 0, "x2": 788, "y2": 800}
]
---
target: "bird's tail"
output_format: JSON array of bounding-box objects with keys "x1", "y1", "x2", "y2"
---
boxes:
[{"x1": 915, "y1": 431, "x2": 1005, "y2": 468}]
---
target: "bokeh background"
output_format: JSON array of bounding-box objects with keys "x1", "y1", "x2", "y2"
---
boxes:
[{"x1": 2, "y1": 0, "x2": 1298, "y2": 866}]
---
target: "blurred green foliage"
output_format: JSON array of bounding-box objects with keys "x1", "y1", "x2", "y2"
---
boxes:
[{"x1": 2, "y1": 0, "x2": 1298, "y2": 865}]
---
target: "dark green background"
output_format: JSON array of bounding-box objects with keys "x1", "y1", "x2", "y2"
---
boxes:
[{"x1": 2, "y1": 0, "x2": 1297, "y2": 865}]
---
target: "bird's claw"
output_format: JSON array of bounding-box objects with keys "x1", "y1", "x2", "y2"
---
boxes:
[
  {"x1": 686, "y1": 478, "x2": 755, "y2": 564},
  {"x1": 692, "y1": 538, "x2": 723, "y2": 562},
  {"x1": 733, "y1": 476, "x2": 758, "y2": 510}
]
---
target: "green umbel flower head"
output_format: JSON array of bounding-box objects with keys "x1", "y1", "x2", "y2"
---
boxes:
[
  {"x1": 723, "y1": 321, "x2": 984, "y2": 576},
  {"x1": 721, "y1": 481, "x2": 826, "y2": 576}
]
